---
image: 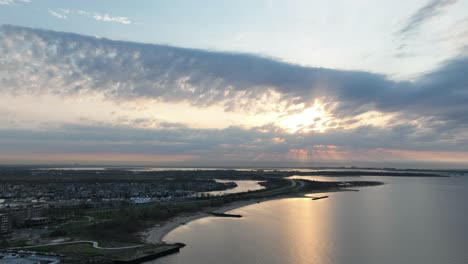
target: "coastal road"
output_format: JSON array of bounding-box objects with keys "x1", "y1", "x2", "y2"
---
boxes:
[
  {"x1": 296, "y1": 179, "x2": 305, "y2": 189},
  {"x1": 252, "y1": 178, "x2": 304, "y2": 197},
  {"x1": 288, "y1": 178, "x2": 305, "y2": 191},
  {"x1": 285, "y1": 178, "x2": 305, "y2": 190},
  {"x1": 10, "y1": 240, "x2": 144, "y2": 250},
  {"x1": 288, "y1": 178, "x2": 297, "y2": 188}
]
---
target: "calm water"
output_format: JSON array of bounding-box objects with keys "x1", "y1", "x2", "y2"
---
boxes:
[
  {"x1": 199, "y1": 180, "x2": 265, "y2": 196},
  {"x1": 147, "y1": 176, "x2": 468, "y2": 264}
]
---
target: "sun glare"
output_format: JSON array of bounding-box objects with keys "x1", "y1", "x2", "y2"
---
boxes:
[{"x1": 278, "y1": 102, "x2": 330, "y2": 133}]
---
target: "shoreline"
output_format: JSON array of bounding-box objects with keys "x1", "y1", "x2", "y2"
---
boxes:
[
  {"x1": 143, "y1": 188, "x2": 356, "y2": 244},
  {"x1": 143, "y1": 198, "x2": 269, "y2": 243}
]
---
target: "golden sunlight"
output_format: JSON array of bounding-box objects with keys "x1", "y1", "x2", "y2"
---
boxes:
[{"x1": 278, "y1": 101, "x2": 331, "y2": 133}]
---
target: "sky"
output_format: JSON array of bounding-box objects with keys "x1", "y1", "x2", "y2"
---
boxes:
[{"x1": 0, "y1": 0, "x2": 467, "y2": 168}]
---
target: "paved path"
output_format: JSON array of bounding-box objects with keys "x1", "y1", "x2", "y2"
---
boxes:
[
  {"x1": 296, "y1": 179, "x2": 305, "y2": 189},
  {"x1": 10, "y1": 240, "x2": 144, "y2": 250}
]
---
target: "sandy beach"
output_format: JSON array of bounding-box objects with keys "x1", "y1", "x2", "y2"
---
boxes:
[
  {"x1": 143, "y1": 188, "x2": 355, "y2": 244},
  {"x1": 143, "y1": 198, "x2": 265, "y2": 243}
]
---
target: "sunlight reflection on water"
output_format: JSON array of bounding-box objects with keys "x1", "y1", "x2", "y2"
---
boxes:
[{"x1": 148, "y1": 176, "x2": 468, "y2": 264}]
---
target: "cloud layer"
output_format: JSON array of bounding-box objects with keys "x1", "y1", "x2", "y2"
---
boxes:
[
  {"x1": 1, "y1": 25, "x2": 467, "y2": 121},
  {"x1": 0, "y1": 25, "x2": 467, "y2": 166}
]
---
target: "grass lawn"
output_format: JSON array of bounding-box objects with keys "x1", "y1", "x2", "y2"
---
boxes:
[{"x1": 29, "y1": 242, "x2": 182, "y2": 262}]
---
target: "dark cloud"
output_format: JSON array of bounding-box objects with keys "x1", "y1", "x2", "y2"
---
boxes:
[
  {"x1": 0, "y1": 27, "x2": 417, "y2": 112},
  {"x1": 0, "y1": 25, "x2": 468, "y2": 164},
  {"x1": 2, "y1": 24, "x2": 466, "y2": 124},
  {"x1": 0, "y1": 120, "x2": 466, "y2": 159},
  {"x1": 403, "y1": 56, "x2": 468, "y2": 123},
  {"x1": 0, "y1": 24, "x2": 399, "y2": 117}
]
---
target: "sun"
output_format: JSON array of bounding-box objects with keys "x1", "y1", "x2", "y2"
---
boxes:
[{"x1": 278, "y1": 102, "x2": 330, "y2": 133}]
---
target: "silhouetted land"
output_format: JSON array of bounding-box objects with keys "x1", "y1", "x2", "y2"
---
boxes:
[{"x1": 0, "y1": 166, "x2": 445, "y2": 183}]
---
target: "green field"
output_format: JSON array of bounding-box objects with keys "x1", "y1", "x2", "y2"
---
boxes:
[{"x1": 29, "y1": 242, "x2": 182, "y2": 263}]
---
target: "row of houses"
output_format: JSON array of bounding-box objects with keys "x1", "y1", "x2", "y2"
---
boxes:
[
  {"x1": 0, "y1": 203, "x2": 49, "y2": 234},
  {"x1": 0, "y1": 213, "x2": 9, "y2": 234}
]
